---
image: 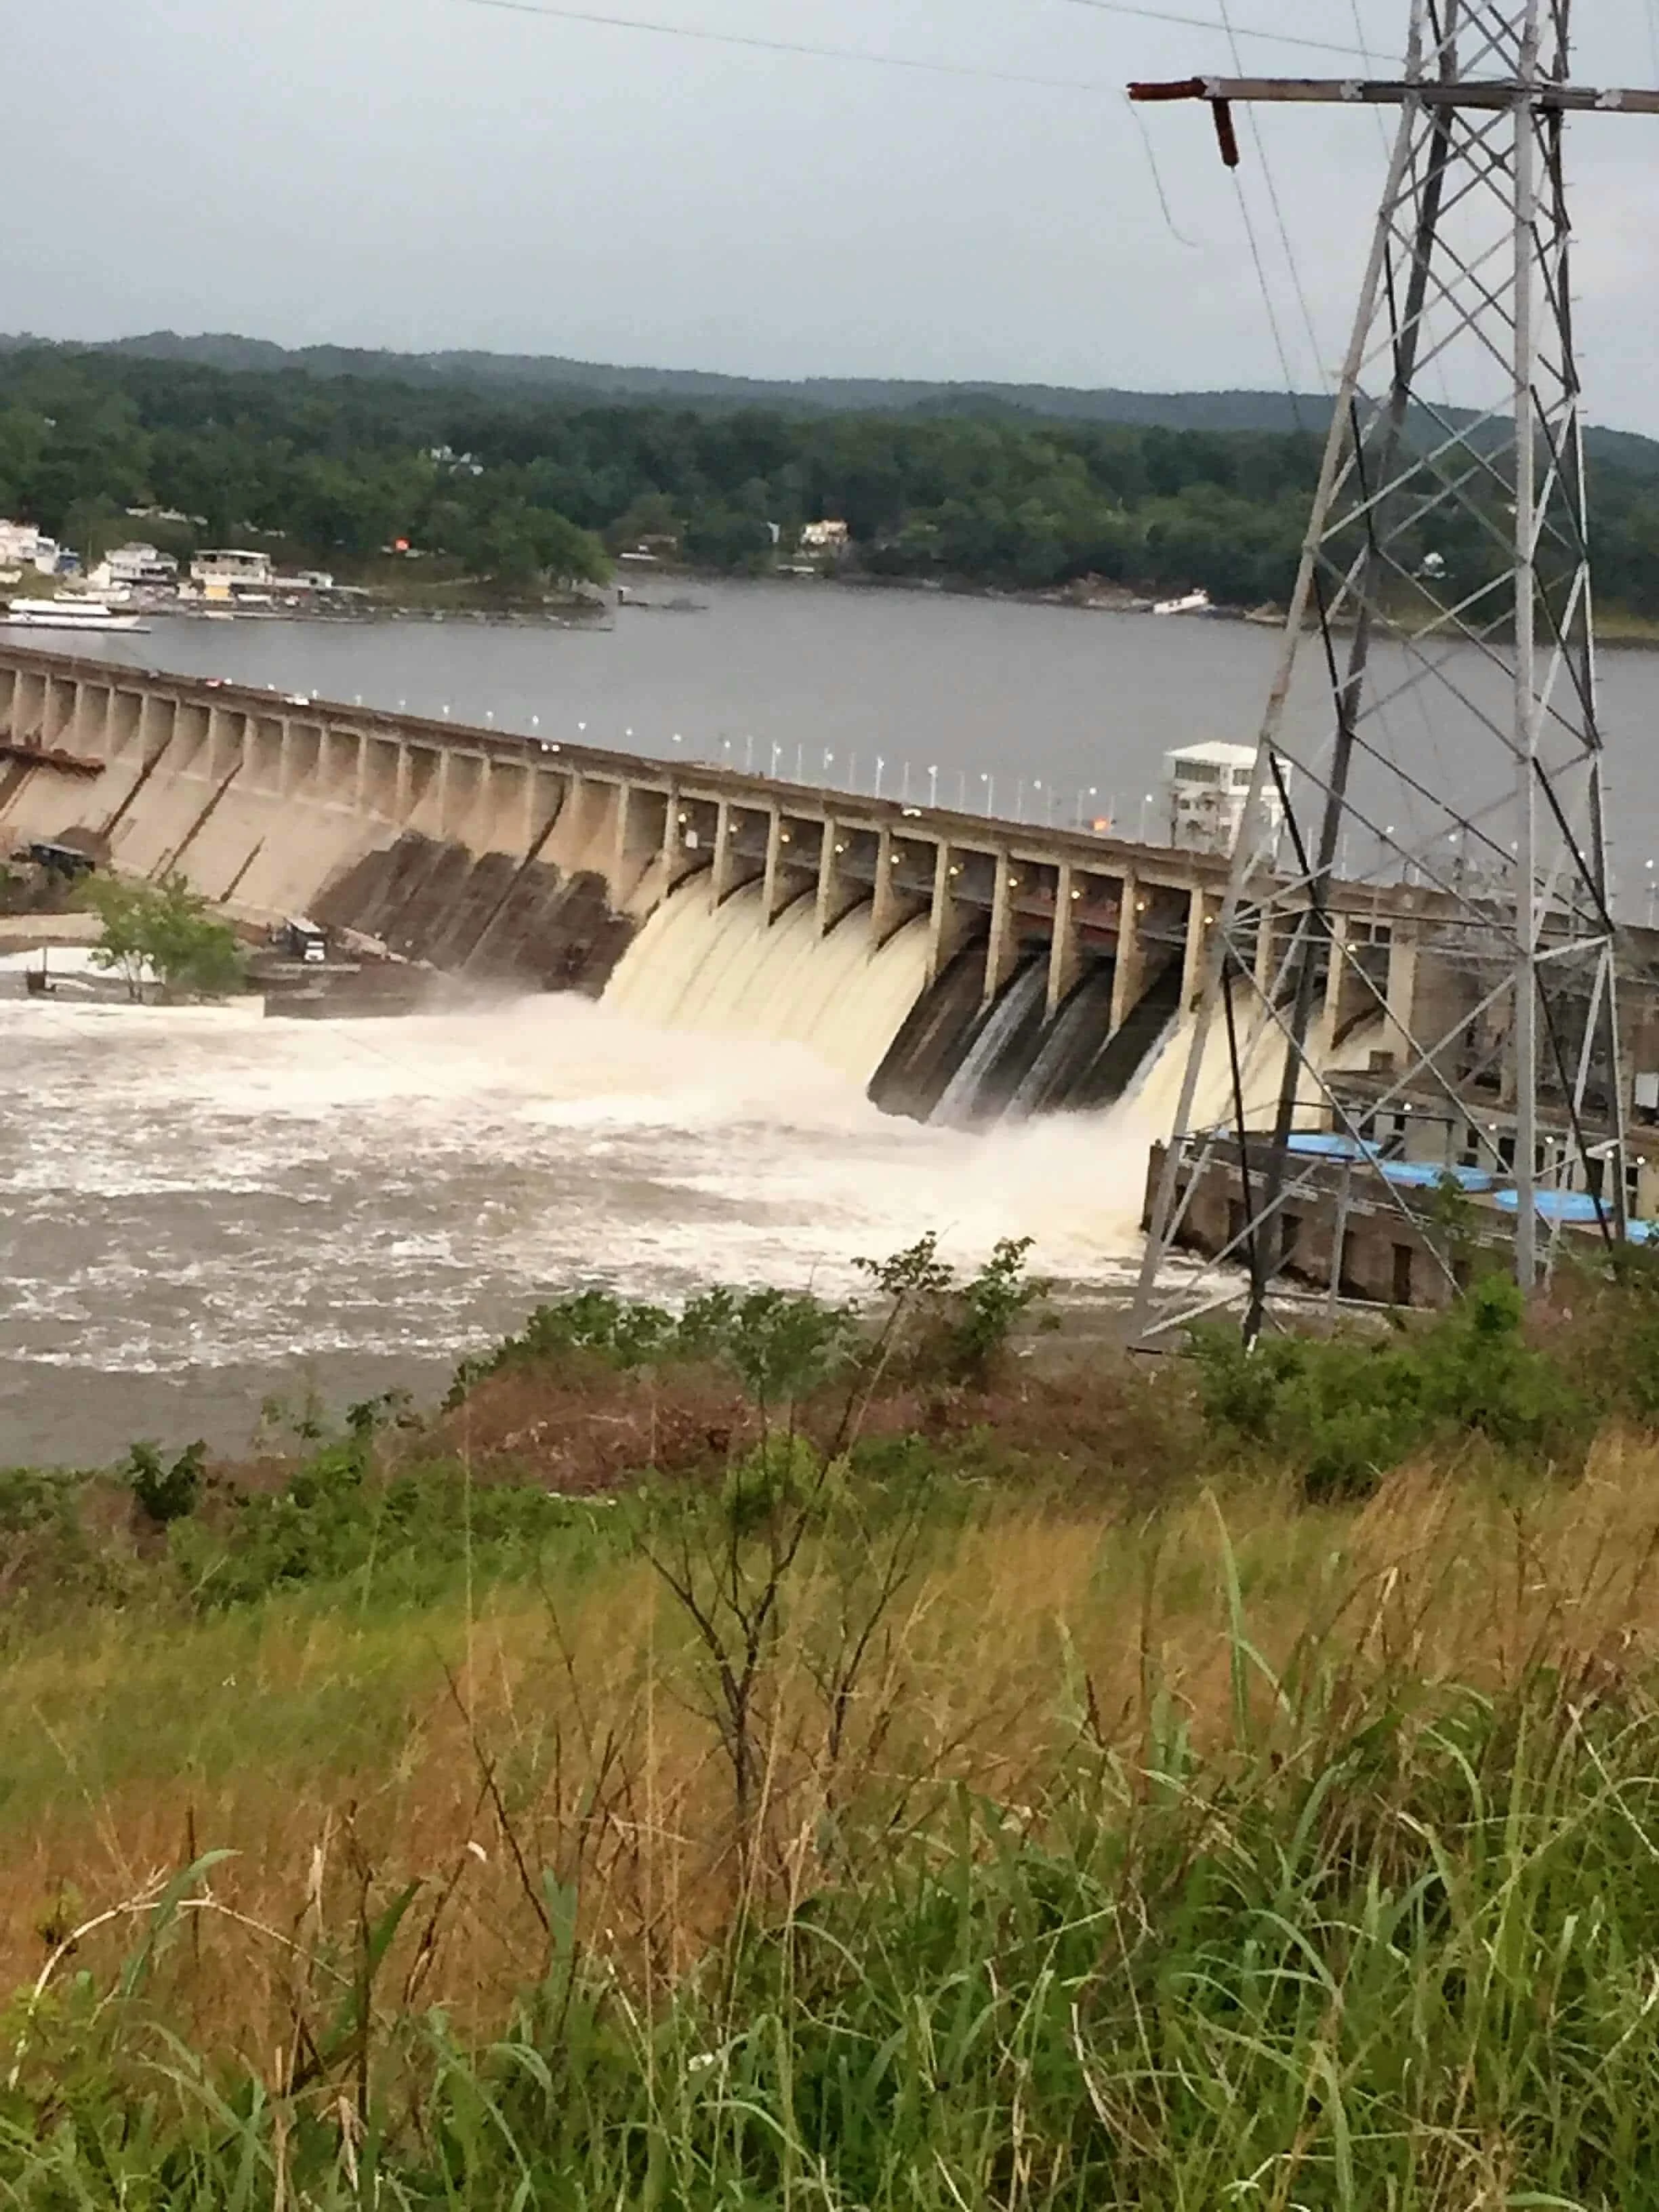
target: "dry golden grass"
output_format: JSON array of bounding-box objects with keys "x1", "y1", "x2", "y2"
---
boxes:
[{"x1": 13, "y1": 1435, "x2": 1659, "y2": 2062}]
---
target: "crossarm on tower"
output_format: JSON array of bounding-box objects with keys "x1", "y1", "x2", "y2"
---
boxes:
[
  {"x1": 1128, "y1": 76, "x2": 1659, "y2": 113},
  {"x1": 1128, "y1": 74, "x2": 1659, "y2": 169}
]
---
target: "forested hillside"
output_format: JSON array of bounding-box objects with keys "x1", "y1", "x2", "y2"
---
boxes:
[
  {"x1": 5, "y1": 342, "x2": 1659, "y2": 611},
  {"x1": 17, "y1": 332, "x2": 1659, "y2": 477},
  {"x1": 0, "y1": 329, "x2": 1380, "y2": 429}
]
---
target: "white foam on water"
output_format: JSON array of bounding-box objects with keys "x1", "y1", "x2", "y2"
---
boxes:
[{"x1": 0, "y1": 989, "x2": 1169, "y2": 1389}]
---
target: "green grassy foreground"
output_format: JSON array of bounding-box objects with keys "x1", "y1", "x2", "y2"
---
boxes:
[{"x1": 9, "y1": 1244, "x2": 1659, "y2": 2205}]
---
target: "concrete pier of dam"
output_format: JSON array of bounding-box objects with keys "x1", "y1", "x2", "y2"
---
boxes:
[{"x1": 6, "y1": 640, "x2": 1659, "y2": 1183}]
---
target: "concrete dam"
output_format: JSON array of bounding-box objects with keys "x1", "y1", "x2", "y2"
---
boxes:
[{"x1": 0, "y1": 644, "x2": 1409, "y2": 1128}]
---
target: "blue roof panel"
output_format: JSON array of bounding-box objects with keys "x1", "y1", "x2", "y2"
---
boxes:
[{"x1": 1490, "y1": 1188, "x2": 1613, "y2": 1223}]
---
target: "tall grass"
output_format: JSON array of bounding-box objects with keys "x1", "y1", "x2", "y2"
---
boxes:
[
  {"x1": 1, "y1": 1448, "x2": 1659, "y2": 2203},
  {"x1": 9, "y1": 1256, "x2": 1659, "y2": 2202}
]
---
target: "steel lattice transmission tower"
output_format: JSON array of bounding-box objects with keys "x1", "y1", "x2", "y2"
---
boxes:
[{"x1": 1128, "y1": 0, "x2": 1654, "y2": 1347}]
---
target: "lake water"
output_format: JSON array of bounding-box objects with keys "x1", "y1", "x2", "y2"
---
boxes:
[
  {"x1": 23, "y1": 582, "x2": 1278, "y2": 832},
  {"x1": 5, "y1": 584, "x2": 1658, "y2": 1465}
]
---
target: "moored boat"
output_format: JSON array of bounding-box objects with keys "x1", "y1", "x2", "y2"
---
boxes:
[{"x1": 1, "y1": 597, "x2": 147, "y2": 634}]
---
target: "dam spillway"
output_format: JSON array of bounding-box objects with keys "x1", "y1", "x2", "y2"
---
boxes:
[
  {"x1": 605, "y1": 880, "x2": 933, "y2": 1089},
  {"x1": 0, "y1": 640, "x2": 1523, "y2": 1133}
]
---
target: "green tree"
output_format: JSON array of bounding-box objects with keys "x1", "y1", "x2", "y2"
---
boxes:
[
  {"x1": 605, "y1": 487, "x2": 683, "y2": 552},
  {"x1": 448, "y1": 495, "x2": 609, "y2": 591},
  {"x1": 685, "y1": 504, "x2": 775, "y2": 573},
  {"x1": 527, "y1": 504, "x2": 611, "y2": 588},
  {"x1": 62, "y1": 496, "x2": 129, "y2": 567},
  {"x1": 87, "y1": 873, "x2": 245, "y2": 1001},
  {"x1": 8, "y1": 340, "x2": 1659, "y2": 609}
]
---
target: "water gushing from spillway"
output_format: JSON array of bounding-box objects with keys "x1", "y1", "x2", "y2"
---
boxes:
[
  {"x1": 603, "y1": 878, "x2": 931, "y2": 1086},
  {"x1": 931, "y1": 962, "x2": 1048, "y2": 1128}
]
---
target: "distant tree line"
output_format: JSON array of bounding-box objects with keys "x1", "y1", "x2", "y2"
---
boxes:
[{"x1": 4, "y1": 346, "x2": 1659, "y2": 610}]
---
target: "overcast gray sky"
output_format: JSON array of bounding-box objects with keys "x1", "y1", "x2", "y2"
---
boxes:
[{"x1": 9, "y1": 2, "x2": 1659, "y2": 428}]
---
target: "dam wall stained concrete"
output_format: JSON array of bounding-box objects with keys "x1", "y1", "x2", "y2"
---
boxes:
[{"x1": 0, "y1": 644, "x2": 1432, "y2": 1115}]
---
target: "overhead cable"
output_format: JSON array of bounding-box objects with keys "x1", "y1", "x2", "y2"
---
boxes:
[
  {"x1": 1217, "y1": 0, "x2": 1325, "y2": 399},
  {"x1": 1124, "y1": 93, "x2": 1202, "y2": 247},
  {"x1": 1052, "y1": 0, "x2": 1372, "y2": 60},
  {"x1": 458, "y1": 0, "x2": 1116, "y2": 89},
  {"x1": 459, "y1": 0, "x2": 1375, "y2": 80}
]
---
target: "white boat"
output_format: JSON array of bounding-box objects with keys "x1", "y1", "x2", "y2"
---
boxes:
[
  {"x1": 2, "y1": 597, "x2": 147, "y2": 634},
  {"x1": 1151, "y1": 589, "x2": 1212, "y2": 617}
]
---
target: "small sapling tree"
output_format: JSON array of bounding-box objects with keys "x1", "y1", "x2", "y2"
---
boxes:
[{"x1": 89, "y1": 872, "x2": 245, "y2": 1000}]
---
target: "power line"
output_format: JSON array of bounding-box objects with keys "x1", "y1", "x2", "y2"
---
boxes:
[
  {"x1": 1052, "y1": 0, "x2": 1371, "y2": 60},
  {"x1": 458, "y1": 0, "x2": 1374, "y2": 81},
  {"x1": 1216, "y1": 0, "x2": 1324, "y2": 399},
  {"x1": 457, "y1": 0, "x2": 1118, "y2": 90},
  {"x1": 1124, "y1": 92, "x2": 1202, "y2": 248},
  {"x1": 1226, "y1": 159, "x2": 1304, "y2": 422}
]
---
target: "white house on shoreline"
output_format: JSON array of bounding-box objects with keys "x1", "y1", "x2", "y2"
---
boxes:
[
  {"x1": 0, "y1": 520, "x2": 66, "y2": 577},
  {"x1": 185, "y1": 549, "x2": 337, "y2": 603},
  {"x1": 89, "y1": 543, "x2": 180, "y2": 591}
]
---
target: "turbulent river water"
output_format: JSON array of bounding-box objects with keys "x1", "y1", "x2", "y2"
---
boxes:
[
  {"x1": 0, "y1": 993, "x2": 1166, "y2": 1466},
  {"x1": 6, "y1": 584, "x2": 1658, "y2": 1465}
]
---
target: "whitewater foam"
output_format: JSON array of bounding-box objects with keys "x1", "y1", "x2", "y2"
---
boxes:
[{"x1": 1, "y1": 987, "x2": 1162, "y2": 1380}]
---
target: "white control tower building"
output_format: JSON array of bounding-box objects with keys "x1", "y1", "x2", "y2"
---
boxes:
[{"x1": 1163, "y1": 741, "x2": 1288, "y2": 858}]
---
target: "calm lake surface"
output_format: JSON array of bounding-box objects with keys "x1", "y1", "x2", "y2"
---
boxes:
[
  {"x1": 25, "y1": 579, "x2": 1659, "y2": 879},
  {"x1": 5, "y1": 584, "x2": 1657, "y2": 1465}
]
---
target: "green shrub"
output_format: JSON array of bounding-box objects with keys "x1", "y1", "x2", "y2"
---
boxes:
[
  {"x1": 0, "y1": 1468, "x2": 116, "y2": 1618},
  {"x1": 171, "y1": 1441, "x2": 624, "y2": 1611},
  {"x1": 445, "y1": 1242, "x2": 1049, "y2": 1420},
  {"x1": 1561, "y1": 1240, "x2": 1659, "y2": 1424},
  {"x1": 445, "y1": 1281, "x2": 858, "y2": 1411},
  {"x1": 947, "y1": 1235, "x2": 1053, "y2": 1384},
  {"x1": 0, "y1": 1465, "x2": 87, "y2": 1536},
  {"x1": 1190, "y1": 1276, "x2": 1591, "y2": 1500},
  {"x1": 445, "y1": 1288, "x2": 678, "y2": 1404},
  {"x1": 857, "y1": 1233, "x2": 1054, "y2": 1388},
  {"x1": 123, "y1": 1440, "x2": 205, "y2": 1526}
]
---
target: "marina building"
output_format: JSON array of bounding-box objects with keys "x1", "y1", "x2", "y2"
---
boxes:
[
  {"x1": 190, "y1": 549, "x2": 275, "y2": 590},
  {"x1": 0, "y1": 522, "x2": 62, "y2": 575},
  {"x1": 799, "y1": 519, "x2": 851, "y2": 556}
]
